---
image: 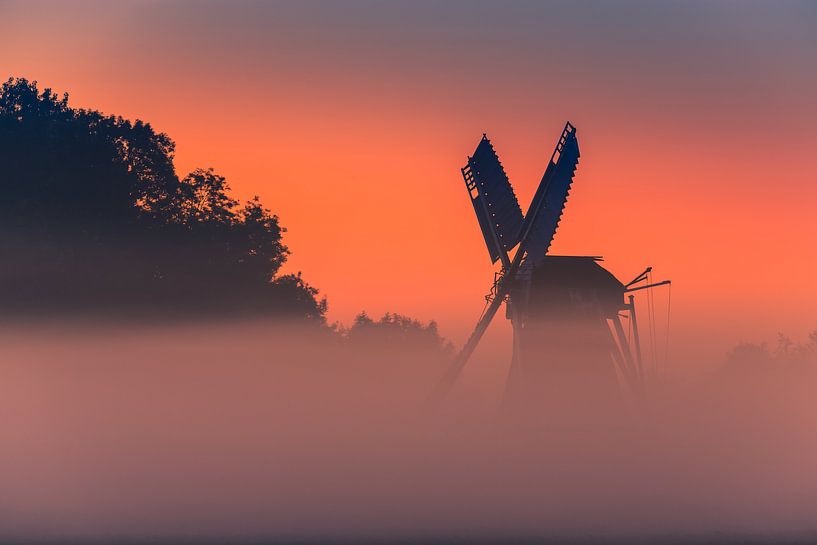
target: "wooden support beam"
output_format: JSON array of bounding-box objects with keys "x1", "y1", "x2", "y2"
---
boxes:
[{"x1": 628, "y1": 295, "x2": 644, "y2": 379}]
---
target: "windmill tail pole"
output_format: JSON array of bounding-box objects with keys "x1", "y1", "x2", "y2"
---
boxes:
[
  {"x1": 628, "y1": 294, "x2": 645, "y2": 380},
  {"x1": 427, "y1": 223, "x2": 530, "y2": 407},
  {"x1": 427, "y1": 289, "x2": 506, "y2": 407}
]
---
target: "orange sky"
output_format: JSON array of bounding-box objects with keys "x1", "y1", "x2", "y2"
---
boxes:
[{"x1": 2, "y1": 1, "x2": 816, "y2": 363}]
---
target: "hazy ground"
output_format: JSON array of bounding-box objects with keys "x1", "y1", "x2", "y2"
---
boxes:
[{"x1": 1, "y1": 320, "x2": 816, "y2": 544}]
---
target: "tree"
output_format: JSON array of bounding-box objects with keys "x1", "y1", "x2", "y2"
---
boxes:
[
  {"x1": 721, "y1": 331, "x2": 817, "y2": 377},
  {"x1": 347, "y1": 312, "x2": 452, "y2": 355},
  {"x1": 0, "y1": 77, "x2": 325, "y2": 321}
]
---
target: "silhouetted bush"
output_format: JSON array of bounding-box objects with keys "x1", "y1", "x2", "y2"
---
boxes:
[
  {"x1": 345, "y1": 311, "x2": 453, "y2": 355},
  {"x1": 721, "y1": 331, "x2": 817, "y2": 378}
]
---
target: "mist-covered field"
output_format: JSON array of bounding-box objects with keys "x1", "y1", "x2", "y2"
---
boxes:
[{"x1": 2, "y1": 321, "x2": 815, "y2": 544}]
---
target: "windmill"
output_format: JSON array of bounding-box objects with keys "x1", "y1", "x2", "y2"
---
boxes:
[{"x1": 431, "y1": 122, "x2": 669, "y2": 412}]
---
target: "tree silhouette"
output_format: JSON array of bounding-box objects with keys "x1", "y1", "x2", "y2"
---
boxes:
[
  {"x1": 347, "y1": 312, "x2": 452, "y2": 354},
  {"x1": 0, "y1": 77, "x2": 325, "y2": 320},
  {"x1": 721, "y1": 330, "x2": 817, "y2": 378}
]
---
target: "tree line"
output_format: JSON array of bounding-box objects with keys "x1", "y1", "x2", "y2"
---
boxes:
[{"x1": 0, "y1": 77, "x2": 452, "y2": 355}]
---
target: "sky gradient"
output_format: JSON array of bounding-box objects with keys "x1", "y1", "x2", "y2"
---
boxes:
[{"x1": 2, "y1": 0, "x2": 815, "y2": 363}]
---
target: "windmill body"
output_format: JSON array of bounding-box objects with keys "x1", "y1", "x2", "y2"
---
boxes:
[
  {"x1": 505, "y1": 255, "x2": 627, "y2": 416},
  {"x1": 433, "y1": 123, "x2": 666, "y2": 417}
]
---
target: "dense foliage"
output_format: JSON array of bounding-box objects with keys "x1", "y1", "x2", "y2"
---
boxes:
[
  {"x1": 0, "y1": 77, "x2": 325, "y2": 319},
  {"x1": 346, "y1": 312, "x2": 453, "y2": 354}
]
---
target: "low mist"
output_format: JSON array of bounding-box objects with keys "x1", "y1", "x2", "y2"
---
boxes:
[{"x1": 2, "y1": 320, "x2": 816, "y2": 544}]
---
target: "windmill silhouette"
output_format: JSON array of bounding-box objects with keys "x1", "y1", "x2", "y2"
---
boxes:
[{"x1": 431, "y1": 122, "x2": 669, "y2": 411}]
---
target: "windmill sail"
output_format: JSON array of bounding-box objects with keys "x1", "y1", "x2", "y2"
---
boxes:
[
  {"x1": 521, "y1": 124, "x2": 580, "y2": 266},
  {"x1": 462, "y1": 136, "x2": 524, "y2": 264},
  {"x1": 430, "y1": 123, "x2": 581, "y2": 406}
]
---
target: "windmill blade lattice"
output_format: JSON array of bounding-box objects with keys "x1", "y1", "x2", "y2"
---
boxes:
[
  {"x1": 520, "y1": 123, "x2": 580, "y2": 266},
  {"x1": 462, "y1": 136, "x2": 524, "y2": 264}
]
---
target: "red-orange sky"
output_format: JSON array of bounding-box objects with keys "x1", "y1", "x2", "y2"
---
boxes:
[{"x1": 2, "y1": 1, "x2": 815, "y2": 363}]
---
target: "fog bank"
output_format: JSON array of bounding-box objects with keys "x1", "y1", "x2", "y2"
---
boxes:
[{"x1": 1, "y1": 321, "x2": 816, "y2": 543}]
